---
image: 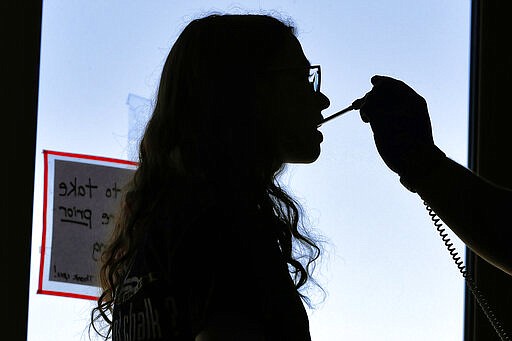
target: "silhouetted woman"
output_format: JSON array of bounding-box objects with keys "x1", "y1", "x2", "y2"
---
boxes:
[{"x1": 92, "y1": 13, "x2": 330, "y2": 340}]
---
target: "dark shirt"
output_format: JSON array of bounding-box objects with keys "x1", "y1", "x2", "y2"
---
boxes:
[{"x1": 112, "y1": 203, "x2": 311, "y2": 340}]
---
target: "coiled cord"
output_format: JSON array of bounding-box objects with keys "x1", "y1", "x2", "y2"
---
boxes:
[{"x1": 424, "y1": 201, "x2": 510, "y2": 341}]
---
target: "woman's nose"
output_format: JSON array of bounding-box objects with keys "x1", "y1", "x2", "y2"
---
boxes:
[{"x1": 317, "y1": 91, "x2": 330, "y2": 110}]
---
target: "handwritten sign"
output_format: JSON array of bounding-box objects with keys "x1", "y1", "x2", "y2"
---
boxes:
[{"x1": 38, "y1": 150, "x2": 137, "y2": 300}]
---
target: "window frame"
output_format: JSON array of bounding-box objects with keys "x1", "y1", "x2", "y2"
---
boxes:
[{"x1": 465, "y1": 1, "x2": 512, "y2": 340}]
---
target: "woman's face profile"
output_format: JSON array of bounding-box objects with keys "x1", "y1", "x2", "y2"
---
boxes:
[{"x1": 263, "y1": 34, "x2": 331, "y2": 164}]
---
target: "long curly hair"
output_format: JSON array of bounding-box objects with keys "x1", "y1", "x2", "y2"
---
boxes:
[{"x1": 90, "y1": 13, "x2": 323, "y2": 339}]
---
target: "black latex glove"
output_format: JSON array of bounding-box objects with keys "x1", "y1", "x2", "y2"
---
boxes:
[{"x1": 358, "y1": 75, "x2": 446, "y2": 191}]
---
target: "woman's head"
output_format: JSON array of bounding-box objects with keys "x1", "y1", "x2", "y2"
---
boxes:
[
  {"x1": 92, "y1": 14, "x2": 327, "y2": 339},
  {"x1": 143, "y1": 14, "x2": 330, "y2": 189}
]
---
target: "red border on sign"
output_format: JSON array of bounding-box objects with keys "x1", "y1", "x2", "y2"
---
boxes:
[
  {"x1": 38, "y1": 150, "x2": 137, "y2": 300},
  {"x1": 43, "y1": 149, "x2": 138, "y2": 167}
]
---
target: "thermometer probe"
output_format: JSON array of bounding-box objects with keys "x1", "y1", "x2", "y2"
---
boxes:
[{"x1": 317, "y1": 98, "x2": 364, "y2": 127}]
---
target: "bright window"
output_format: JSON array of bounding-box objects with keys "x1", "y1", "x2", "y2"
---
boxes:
[{"x1": 29, "y1": 1, "x2": 470, "y2": 340}]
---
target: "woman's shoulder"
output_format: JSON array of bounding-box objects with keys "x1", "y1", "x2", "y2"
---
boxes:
[
  {"x1": 164, "y1": 199, "x2": 263, "y2": 242},
  {"x1": 143, "y1": 200, "x2": 260, "y2": 267}
]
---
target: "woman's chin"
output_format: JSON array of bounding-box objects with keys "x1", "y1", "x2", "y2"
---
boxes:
[{"x1": 285, "y1": 146, "x2": 321, "y2": 164}]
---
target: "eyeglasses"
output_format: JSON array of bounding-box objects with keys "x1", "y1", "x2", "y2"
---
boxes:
[
  {"x1": 265, "y1": 64, "x2": 322, "y2": 93},
  {"x1": 307, "y1": 65, "x2": 321, "y2": 93}
]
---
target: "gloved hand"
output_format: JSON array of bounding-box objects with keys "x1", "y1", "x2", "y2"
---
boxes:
[{"x1": 358, "y1": 75, "x2": 446, "y2": 192}]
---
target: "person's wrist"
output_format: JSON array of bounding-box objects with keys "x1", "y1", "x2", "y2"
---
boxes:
[{"x1": 398, "y1": 144, "x2": 446, "y2": 193}]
